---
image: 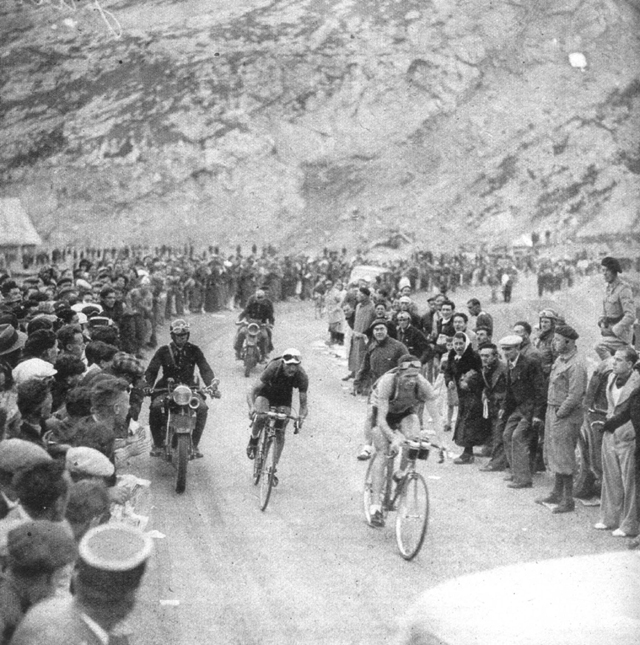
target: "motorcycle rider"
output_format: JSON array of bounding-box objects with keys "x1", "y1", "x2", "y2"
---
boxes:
[
  {"x1": 144, "y1": 319, "x2": 217, "y2": 459},
  {"x1": 245, "y1": 348, "x2": 308, "y2": 478},
  {"x1": 234, "y1": 289, "x2": 275, "y2": 361}
]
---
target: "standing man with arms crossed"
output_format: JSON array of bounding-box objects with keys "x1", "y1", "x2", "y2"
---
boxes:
[
  {"x1": 595, "y1": 256, "x2": 636, "y2": 361},
  {"x1": 536, "y1": 325, "x2": 588, "y2": 513}
]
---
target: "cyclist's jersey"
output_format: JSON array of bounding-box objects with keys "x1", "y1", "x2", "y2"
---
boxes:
[
  {"x1": 371, "y1": 370, "x2": 436, "y2": 414},
  {"x1": 255, "y1": 360, "x2": 309, "y2": 408}
]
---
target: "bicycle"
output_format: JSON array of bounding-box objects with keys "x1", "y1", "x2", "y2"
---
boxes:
[
  {"x1": 363, "y1": 438, "x2": 432, "y2": 560},
  {"x1": 251, "y1": 407, "x2": 299, "y2": 511}
]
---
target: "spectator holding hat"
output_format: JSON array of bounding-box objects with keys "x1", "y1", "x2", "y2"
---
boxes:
[
  {"x1": 11, "y1": 523, "x2": 153, "y2": 645},
  {"x1": 596, "y1": 256, "x2": 636, "y2": 360},
  {"x1": 537, "y1": 325, "x2": 588, "y2": 513},
  {"x1": 0, "y1": 520, "x2": 77, "y2": 644}
]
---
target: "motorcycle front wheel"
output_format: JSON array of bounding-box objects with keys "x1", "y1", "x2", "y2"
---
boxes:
[
  {"x1": 244, "y1": 346, "x2": 258, "y2": 377},
  {"x1": 176, "y1": 434, "x2": 190, "y2": 494}
]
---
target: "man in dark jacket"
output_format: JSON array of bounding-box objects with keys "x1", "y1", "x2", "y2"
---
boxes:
[
  {"x1": 234, "y1": 288, "x2": 275, "y2": 357},
  {"x1": 354, "y1": 320, "x2": 408, "y2": 395},
  {"x1": 478, "y1": 343, "x2": 508, "y2": 472},
  {"x1": 499, "y1": 335, "x2": 546, "y2": 489},
  {"x1": 395, "y1": 313, "x2": 432, "y2": 364},
  {"x1": 145, "y1": 319, "x2": 216, "y2": 458}
]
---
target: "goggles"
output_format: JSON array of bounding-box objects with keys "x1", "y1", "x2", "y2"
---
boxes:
[
  {"x1": 282, "y1": 354, "x2": 301, "y2": 365},
  {"x1": 399, "y1": 360, "x2": 422, "y2": 370}
]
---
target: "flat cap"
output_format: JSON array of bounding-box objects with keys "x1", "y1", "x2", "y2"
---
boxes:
[
  {"x1": 66, "y1": 446, "x2": 115, "y2": 478},
  {"x1": 371, "y1": 318, "x2": 390, "y2": 329},
  {"x1": 12, "y1": 357, "x2": 57, "y2": 386},
  {"x1": 8, "y1": 520, "x2": 77, "y2": 574},
  {"x1": 499, "y1": 335, "x2": 522, "y2": 347},
  {"x1": 555, "y1": 325, "x2": 579, "y2": 340},
  {"x1": 0, "y1": 439, "x2": 52, "y2": 474},
  {"x1": 601, "y1": 256, "x2": 622, "y2": 273}
]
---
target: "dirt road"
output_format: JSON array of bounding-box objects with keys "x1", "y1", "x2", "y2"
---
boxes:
[{"x1": 126, "y1": 275, "x2": 629, "y2": 645}]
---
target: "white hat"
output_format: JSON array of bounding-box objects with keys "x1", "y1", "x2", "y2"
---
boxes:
[
  {"x1": 12, "y1": 358, "x2": 57, "y2": 386},
  {"x1": 499, "y1": 335, "x2": 522, "y2": 348},
  {"x1": 66, "y1": 446, "x2": 115, "y2": 478}
]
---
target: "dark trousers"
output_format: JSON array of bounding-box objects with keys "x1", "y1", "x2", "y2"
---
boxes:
[
  {"x1": 503, "y1": 410, "x2": 533, "y2": 484},
  {"x1": 486, "y1": 416, "x2": 507, "y2": 469},
  {"x1": 149, "y1": 395, "x2": 208, "y2": 448}
]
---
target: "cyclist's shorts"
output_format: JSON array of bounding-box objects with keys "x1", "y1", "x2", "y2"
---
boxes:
[{"x1": 372, "y1": 406, "x2": 416, "y2": 429}]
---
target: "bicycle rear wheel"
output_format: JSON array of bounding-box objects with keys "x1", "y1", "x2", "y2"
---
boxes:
[
  {"x1": 395, "y1": 472, "x2": 429, "y2": 560},
  {"x1": 259, "y1": 437, "x2": 276, "y2": 511}
]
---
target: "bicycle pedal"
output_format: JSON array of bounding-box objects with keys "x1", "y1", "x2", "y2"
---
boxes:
[{"x1": 272, "y1": 475, "x2": 279, "y2": 487}]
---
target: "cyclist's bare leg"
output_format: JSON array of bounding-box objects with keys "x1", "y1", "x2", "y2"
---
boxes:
[
  {"x1": 357, "y1": 399, "x2": 375, "y2": 460},
  {"x1": 396, "y1": 414, "x2": 420, "y2": 476},
  {"x1": 371, "y1": 426, "x2": 390, "y2": 512}
]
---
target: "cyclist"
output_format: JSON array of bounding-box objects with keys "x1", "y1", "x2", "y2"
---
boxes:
[
  {"x1": 245, "y1": 348, "x2": 309, "y2": 478},
  {"x1": 144, "y1": 319, "x2": 217, "y2": 459},
  {"x1": 367, "y1": 354, "x2": 445, "y2": 528}
]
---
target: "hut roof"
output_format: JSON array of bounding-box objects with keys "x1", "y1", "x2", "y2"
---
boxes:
[{"x1": 0, "y1": 198, "x2": 42, "y2": 247}]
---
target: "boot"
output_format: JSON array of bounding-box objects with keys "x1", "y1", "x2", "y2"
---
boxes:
[
  {"x1": 552, "y1": 475, "x2": 575, "y2": 514},
  {"x1": 535, "y1": 474, "x2": 562, "y2": 505}
]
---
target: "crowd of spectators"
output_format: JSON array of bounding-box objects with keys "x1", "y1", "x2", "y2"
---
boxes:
[{"x1": 0, "y1": 242, "x2": 635, "y2": 642}]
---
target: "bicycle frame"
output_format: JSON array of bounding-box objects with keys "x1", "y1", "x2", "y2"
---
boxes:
[
  {"x1": 252, "y1": 407, "x2": 298, "y2": 510},
  {"x1": 363, "y1": 438, "x2": 431, "y2": 560}
]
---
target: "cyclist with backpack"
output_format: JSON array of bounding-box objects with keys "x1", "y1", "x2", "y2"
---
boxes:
[
  {"x1": 363, "y1": 354, "x2": 445, "y2": 527},
  {"x1": 245, "y1": 349, "x2": 308, "y2": 470}
]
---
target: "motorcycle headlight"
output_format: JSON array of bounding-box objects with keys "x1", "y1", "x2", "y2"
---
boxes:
[{"x1": 172, "y1": 385, "x2": 192, "y2": 406}]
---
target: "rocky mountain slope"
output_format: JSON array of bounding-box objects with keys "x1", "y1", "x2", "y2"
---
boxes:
[{"x1": 1, "y1": 0, "x2": 639, "y2": 251}]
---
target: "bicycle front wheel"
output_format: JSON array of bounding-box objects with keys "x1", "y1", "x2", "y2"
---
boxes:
[
  {"x1": 259, "y1": 437, "x2": 276, "y2": 511},
  {"x1": 252, "y1": 429, "x2": 267, "y2": 486},
  {"x1": 395, "y1": 472, "x2": 429, "y2": 560}
]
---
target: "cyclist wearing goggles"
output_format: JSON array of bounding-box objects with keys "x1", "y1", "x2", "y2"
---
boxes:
[
  {"x1": 362, "y1": 355, "x2": 445, "y2": 527},
  {"x1": 144, "y1": 319, "x2": 216, "y2": 458},
  {"x1": 246, "y1": 348, "x2": 308, "y2": 463}
]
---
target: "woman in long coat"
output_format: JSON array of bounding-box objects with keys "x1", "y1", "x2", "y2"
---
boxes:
[{"x1": 445, "y1": 332, "x2": 487, "y2": 464}]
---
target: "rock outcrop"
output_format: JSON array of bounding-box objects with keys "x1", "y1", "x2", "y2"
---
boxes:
[{"x1": 1, "y1": 0, "x2": 639, "y2": 250}]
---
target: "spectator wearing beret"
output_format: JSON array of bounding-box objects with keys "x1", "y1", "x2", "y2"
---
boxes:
[
  {"x1": 537, "y1": 325, "x2": 588, "y2": 513},
  {"x1": 11, "y1": 524, "x2": 152, "y2": 645},
  {"x1": 0, "y1": 520, "x2": 77, "y2": 644},
  {"x1": 596, "y1": 256, "x2": 636, "y2": 360},
  {"x1": 0, "y1": 440, "x2": 52, "y2": 522}
]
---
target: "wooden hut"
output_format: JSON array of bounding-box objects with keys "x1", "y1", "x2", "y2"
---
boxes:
[{"x1": 0, "y1": 198, "x2": 42, "y2": 271}]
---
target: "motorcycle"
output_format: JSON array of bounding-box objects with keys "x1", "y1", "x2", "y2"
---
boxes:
[
  {"x1": 150, "y1": 378, "x2": 221, "y2": 493},
  {"x1": 236, "y1": 318, "x2": 269, "y2": 377}
]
